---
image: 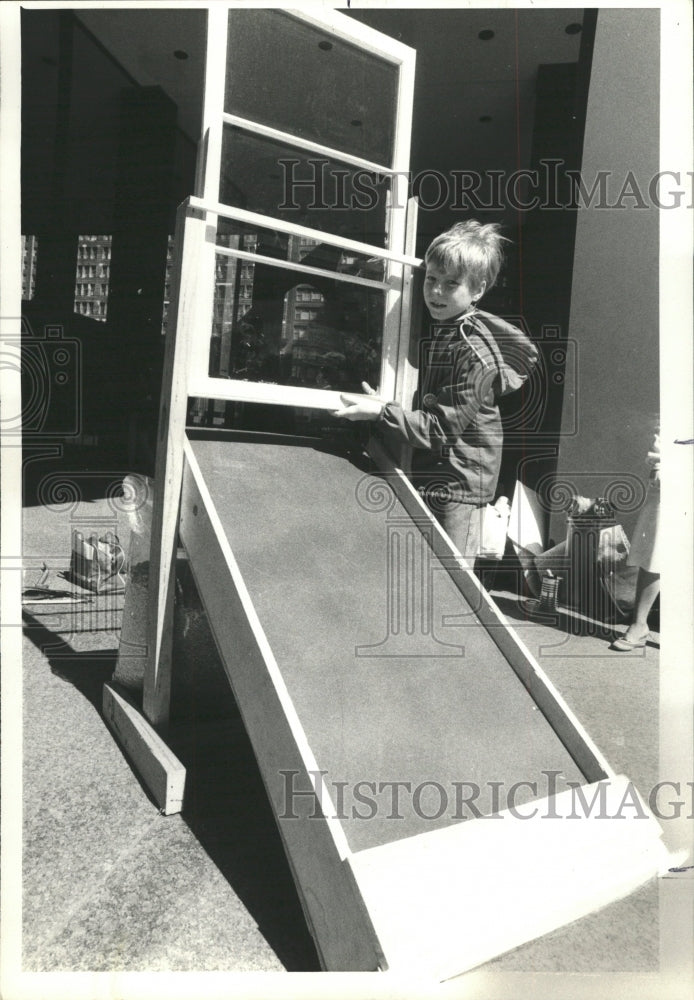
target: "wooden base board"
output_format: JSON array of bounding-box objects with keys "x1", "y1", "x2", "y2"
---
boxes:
[
  {"x1": 102, "y1": 682, "x2": 186, "y2": 815},
  {"x1": 349, "y1": 775, "x2": 672, "y2": 980}
]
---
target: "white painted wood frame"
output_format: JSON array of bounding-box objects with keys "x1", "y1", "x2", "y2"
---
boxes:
[{"x1": 142, "y1": 201, "x2": 205, "y2": 726}]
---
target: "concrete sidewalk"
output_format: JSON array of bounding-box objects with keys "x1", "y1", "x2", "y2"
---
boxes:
[{"x1": 19, "y1": 487, "x2": 663, "y2": 977}]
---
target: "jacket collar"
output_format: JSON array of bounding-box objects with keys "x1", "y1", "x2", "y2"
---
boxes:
[{"x1": 431, "y1": 308, "x2": 477, "y2": 338}]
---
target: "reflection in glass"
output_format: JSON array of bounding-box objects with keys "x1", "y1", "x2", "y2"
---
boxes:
[
  {"x1": 216, "y1": 217, "x2": 386, "y2": 281},
  {"x1": 73, "y1": 235, "x2": 112, "y2": 322},
  {"x1": 225, "y1": 8, "x2": 397, "y2": 167},
  {"x1": 210, "y1": 251, "x2": 385, "y2": 393},
  {"x1": 219, "y1": 126, "x2": 390, "y2": 245}
]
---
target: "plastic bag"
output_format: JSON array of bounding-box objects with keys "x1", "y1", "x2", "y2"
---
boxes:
[
  {"x1": 69, "y1": 529, "x2": 126, "y2": 593},
  {"x1": 479, "y1": 497, "x2": 510, "y2": 560}
]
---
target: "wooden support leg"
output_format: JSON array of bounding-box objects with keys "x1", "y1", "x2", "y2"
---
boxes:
[
  {"x1": 142, "y1": 200, "x2": 206, "y2": 730},
  {"x1": 104, "y1": 199, "x2": 205, "y2": 812}
]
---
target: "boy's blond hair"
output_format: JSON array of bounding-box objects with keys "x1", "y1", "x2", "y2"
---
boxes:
[{"x1": 425, "y1": 220, "x2": 509, "y2": 291}]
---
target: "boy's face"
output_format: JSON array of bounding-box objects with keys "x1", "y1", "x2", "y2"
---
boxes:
[{"x1": 423, "y1": 263, "x2": 486, "y2": 322}]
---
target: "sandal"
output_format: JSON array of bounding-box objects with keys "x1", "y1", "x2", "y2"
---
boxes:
[{"x1": 610, "y1": 625, "x2": 650, "y2": 651}]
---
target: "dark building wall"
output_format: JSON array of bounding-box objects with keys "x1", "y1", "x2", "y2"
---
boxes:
[
  {"x1": 551, "y1": 8, "x2": 660, "y2": 540},
  {"x1": 21, "y1": 10, "x2": 198, "y2": 474}
]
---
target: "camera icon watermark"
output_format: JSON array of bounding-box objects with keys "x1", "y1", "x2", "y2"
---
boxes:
[{"x1": 1, "y1": 317, "x2": 82, "y2": 437}]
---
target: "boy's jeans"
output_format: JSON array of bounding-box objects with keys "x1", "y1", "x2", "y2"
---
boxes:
[{"x1": 427, "y1": 498, "x2": 484, "y2": 563}]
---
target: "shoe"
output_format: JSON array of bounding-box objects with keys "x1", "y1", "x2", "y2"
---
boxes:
[{"x1": 610, "y1": 626, "x2": 650, "y2": 651}]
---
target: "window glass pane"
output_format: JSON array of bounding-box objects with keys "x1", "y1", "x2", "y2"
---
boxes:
[
  {"x1": 216, "y1": 217, "x2": 386, "y2": 282},
  {"x1": 210, "y1": 254, "x2": 385, "y2": 393},
  {"x1": 220, "y1": 126, "x2": 390, "y2": 246},
  {"x1": 225, "y1": 9, "x2": 397, "y2": 167}
]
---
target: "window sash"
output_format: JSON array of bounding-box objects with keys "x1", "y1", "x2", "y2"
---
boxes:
[{"x1": 191, "y1": 5, "x2": 416, "y2": 411}]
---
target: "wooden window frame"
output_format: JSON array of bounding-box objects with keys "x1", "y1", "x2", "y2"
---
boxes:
[{"x1": 188, "y1": 6, "x2": 418, "y2": 412}]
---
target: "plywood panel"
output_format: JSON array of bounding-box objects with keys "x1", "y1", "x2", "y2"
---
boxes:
[{"x1": 187, "y1": 431, "x2": 584, "y2": 855}]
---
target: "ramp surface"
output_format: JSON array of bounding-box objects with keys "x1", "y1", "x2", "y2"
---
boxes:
[{"x1": 188, "y1": 432, "x2": 584, "y2": 853}]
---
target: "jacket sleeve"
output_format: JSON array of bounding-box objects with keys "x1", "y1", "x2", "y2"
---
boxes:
[{"x1": 379, "y1": 344, "x2": 498, "y2": 452}]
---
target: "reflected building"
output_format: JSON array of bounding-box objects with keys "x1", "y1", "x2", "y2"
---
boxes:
[
  {"x1": 74, "y1": 235, "x2": 112, "y2": 321},
  {"x1": 22, "y1": 235, "x2": 38, "y2": 301}
]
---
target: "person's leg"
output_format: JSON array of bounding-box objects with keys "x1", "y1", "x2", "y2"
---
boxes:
[
  {"x1": 434, "y1": 501, "x2": 483, "y2": 564},
  {"x1": 611, "y1": 568, "x2": 660, "y2": 649},
  {"x1": 628, "y1": 568, "x2": 660, "y2": 637}
]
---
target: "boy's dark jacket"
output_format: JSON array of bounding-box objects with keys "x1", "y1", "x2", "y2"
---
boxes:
[{"x1": 378, "y1": 308, "x2": 539, "y2": 504}]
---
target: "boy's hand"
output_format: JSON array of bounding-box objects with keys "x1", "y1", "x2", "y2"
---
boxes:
[{"x1": 332, "y1": 383, "x2": 385, "y2": 421}]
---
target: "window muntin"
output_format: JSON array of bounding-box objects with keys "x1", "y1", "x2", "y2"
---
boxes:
[{"x1": 216, "y1": 216, "x2": 387, "y2": 282}]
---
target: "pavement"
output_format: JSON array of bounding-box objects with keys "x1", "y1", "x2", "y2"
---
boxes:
[{"x1": 14, "y1": 467, "x2": 669, "y2": 985}]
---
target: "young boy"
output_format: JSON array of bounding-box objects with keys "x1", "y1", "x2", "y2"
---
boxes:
[{"x1": 333, "y1": 220, "x2": 538, "y2": 561}]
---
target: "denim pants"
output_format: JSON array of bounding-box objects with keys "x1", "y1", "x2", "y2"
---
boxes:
[{"x1": 426, "y1": 498, "x2": 484, "y2": 562}]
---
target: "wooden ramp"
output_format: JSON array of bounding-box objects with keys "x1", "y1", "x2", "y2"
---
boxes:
[{"x1": 174, "y1": 429, "x2": 673, "y2": 976}]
